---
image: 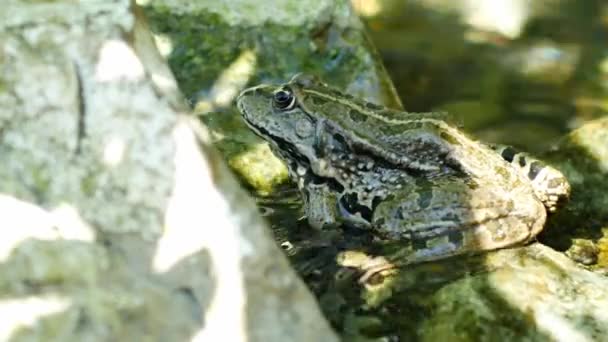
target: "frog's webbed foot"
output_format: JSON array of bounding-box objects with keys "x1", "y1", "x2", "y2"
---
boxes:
[{"x1": 489, "y1": 144, "x2": 570, "y2": 211}]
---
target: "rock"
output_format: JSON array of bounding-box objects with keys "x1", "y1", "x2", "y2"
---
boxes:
[
  {"x1": 421, "y1": 244, "x2": 608, "y2": 341},
  {"x1": 141, "y1": 0, "x2": 402, "y2": 193},
  {"x1": 0, "y1": 1, "x2": 337, "y2": 341},
  {"x1": 319, "y1": 243, "x2": 608, "y2": 340},
  {"x1": 540, "y1": 116, "x2": 608, "y2": 269}
]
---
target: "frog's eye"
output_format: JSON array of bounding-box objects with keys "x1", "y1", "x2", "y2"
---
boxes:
[{"x1": 273, "y1": 88, "x2": 296, "y2": 111}]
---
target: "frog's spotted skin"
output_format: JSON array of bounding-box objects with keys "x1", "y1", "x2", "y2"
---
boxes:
[{"x1": 236, "y1": 74, "x2": 570, "y2": 271}]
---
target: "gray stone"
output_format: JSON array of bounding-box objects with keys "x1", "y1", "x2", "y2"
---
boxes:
[
  {"x1": 0, "y1": 1, "x2": 337, "y2": 341},
  {"x1": 421, "y1": 243, "x2": 608, "y2": 341}
]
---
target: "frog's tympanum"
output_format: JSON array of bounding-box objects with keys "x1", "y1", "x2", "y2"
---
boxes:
[{"x1": 237, "y1": 74, "x2": 570, "y2": 269}]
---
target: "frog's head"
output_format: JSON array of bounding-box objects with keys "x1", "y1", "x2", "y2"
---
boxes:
[{"x1": 237, "y1": 74, "x2": 324, "y2": 164}]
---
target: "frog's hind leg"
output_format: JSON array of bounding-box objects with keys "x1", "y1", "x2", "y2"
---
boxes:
[{"x1": 490, "y1": 144, "x2": 570, "y2": 212}]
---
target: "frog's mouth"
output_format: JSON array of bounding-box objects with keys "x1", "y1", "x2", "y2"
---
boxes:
[
  {"x1": 242, "y1": 120, "x2": 312, "y2": 168},
  {"x1": 243, "y1": 119, "x2": 347, "y2": 192}
]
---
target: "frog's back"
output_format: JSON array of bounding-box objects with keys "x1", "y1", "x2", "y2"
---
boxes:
[
  {"x1": 292, "y1": 77, "x2": 455, "y2": 166},
  {"x1": 292, "y1": 77, "x2": 501, "y2": 177},
  {"x1": 288, "y1": 75, "x2": 562, "y2": 195}
]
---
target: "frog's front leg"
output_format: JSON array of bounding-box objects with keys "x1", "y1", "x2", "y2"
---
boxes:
[{"x1": 301, "y1": 182, "x2": 340, "y2": 230}]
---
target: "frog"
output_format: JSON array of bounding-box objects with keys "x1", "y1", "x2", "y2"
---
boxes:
[{"x1": 236, "y1": 74, "x2": 570, "y2": 274}]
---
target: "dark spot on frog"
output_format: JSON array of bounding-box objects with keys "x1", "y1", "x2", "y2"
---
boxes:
[
  {"x1": 307, "y1": 95, "x2": 328, "y2": 107},
  {"x1": 528, "y1": 161, "x2": 543, "y2": 180},
  {"x1": 380, "y1": 120, "x2": 422, "y2": 136},
  {"x1": 321, "y1": 88, "x2": 344, "y2": 99},
  {"x1": 412, "y1": 237, "x2": 427, "y2": 250},
  {"x1": 306, "y1": 172, "x2": 345, "y2": 195},
  {"x1": 327, "y1": 179, "x2": 345, "y2": 193},
  {"x1": 331, "y1": 133, "x2": 346, "y2": 145},
  {"x1": 500, "y1": 147, "x2": 517, "y2": 163},
  {"x1": 341, "y1": 92, "x2": 355, "y2": 100},
  {"x1": 417, "y1": 191, "x2": 433, "y2": 209},
  {"x1": 406, "y1": 121, "x2": 423, "y2": 130},
  {"x1": 441, "y1": 212, "x2": 459, "y2": 222},
  {"x1": 413, "y1": 179, "x2": 434, "y2": 209},
  {"x1": 339, "y1": 192, "x2": 373, "y2": 222},
  {"x1": 518, "y1": 156, "x2": 527, "y2": 167},
  {"x1": 311, "y1": 175, "x2": 325, "y2": 185},
  {"x1": 448, "y1": 231, "x2": 464, "y2": 246},
  {"x1": 397, "y1": 207, "x2": 407, "y2": 220},
  {"x1": 371, "y1": 195, "x2": 385, "y2": 212},
  {"x1": 380, "y1": 124, "x2": 404, "y2": 136},
  {"x1": 365, "y1": 102, "x2": 384, "y2": 110},
  {"x1": 348, "y1": 109, "x2": 367, "y2": 123},
  {"x1": 440, "y1": 131, "x2": 459, "y2": 145}
]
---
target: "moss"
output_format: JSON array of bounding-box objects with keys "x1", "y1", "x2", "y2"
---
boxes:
[
  {"x1": 2, "y1": 240, "x2": 107, "y2": 289},
  {"x1": 144, "y1": 7, "x2": 383, "y2": 103},
  {"x1": 228, "y1": 142, "x2": 289, "y2": 194},
  {"x1": 596, "y1": 227, "x2": 608, "y2": 268},
  {"x1": 142, "y1": 1, "x2": 399, "y2": 193},
  {"x1": 31, "y1": 167, "x2": 51, "y2": 195},
  {"x1": 80, "y1": 173, "x2": 97, "y2": 197}
]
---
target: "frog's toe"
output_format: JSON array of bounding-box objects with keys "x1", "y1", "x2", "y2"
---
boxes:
[
  {"x1": 490, "y1": 144, "x2": 571, "y2": 211},
  {"x1": 357, "y1": 257, "x2": 397, "y2": 284},
  {"x1": 529, "y1": 165, "x2": 571, "y2": 212}
]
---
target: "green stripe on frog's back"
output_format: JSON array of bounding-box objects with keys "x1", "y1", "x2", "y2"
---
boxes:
[
  {"x1": 301, "y1": 87, "x2": 449, "y2": 126},
  {"x1": 300, "y1": 88, "x2": 462, "y2": 142},
  {"x1": 299, "y1": 88, "x2": 478, "y2": 167}
]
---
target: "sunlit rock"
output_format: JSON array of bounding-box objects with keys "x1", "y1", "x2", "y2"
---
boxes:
[{"x1": 0, "y1": 1, "x2": 337, "y2": 341}]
